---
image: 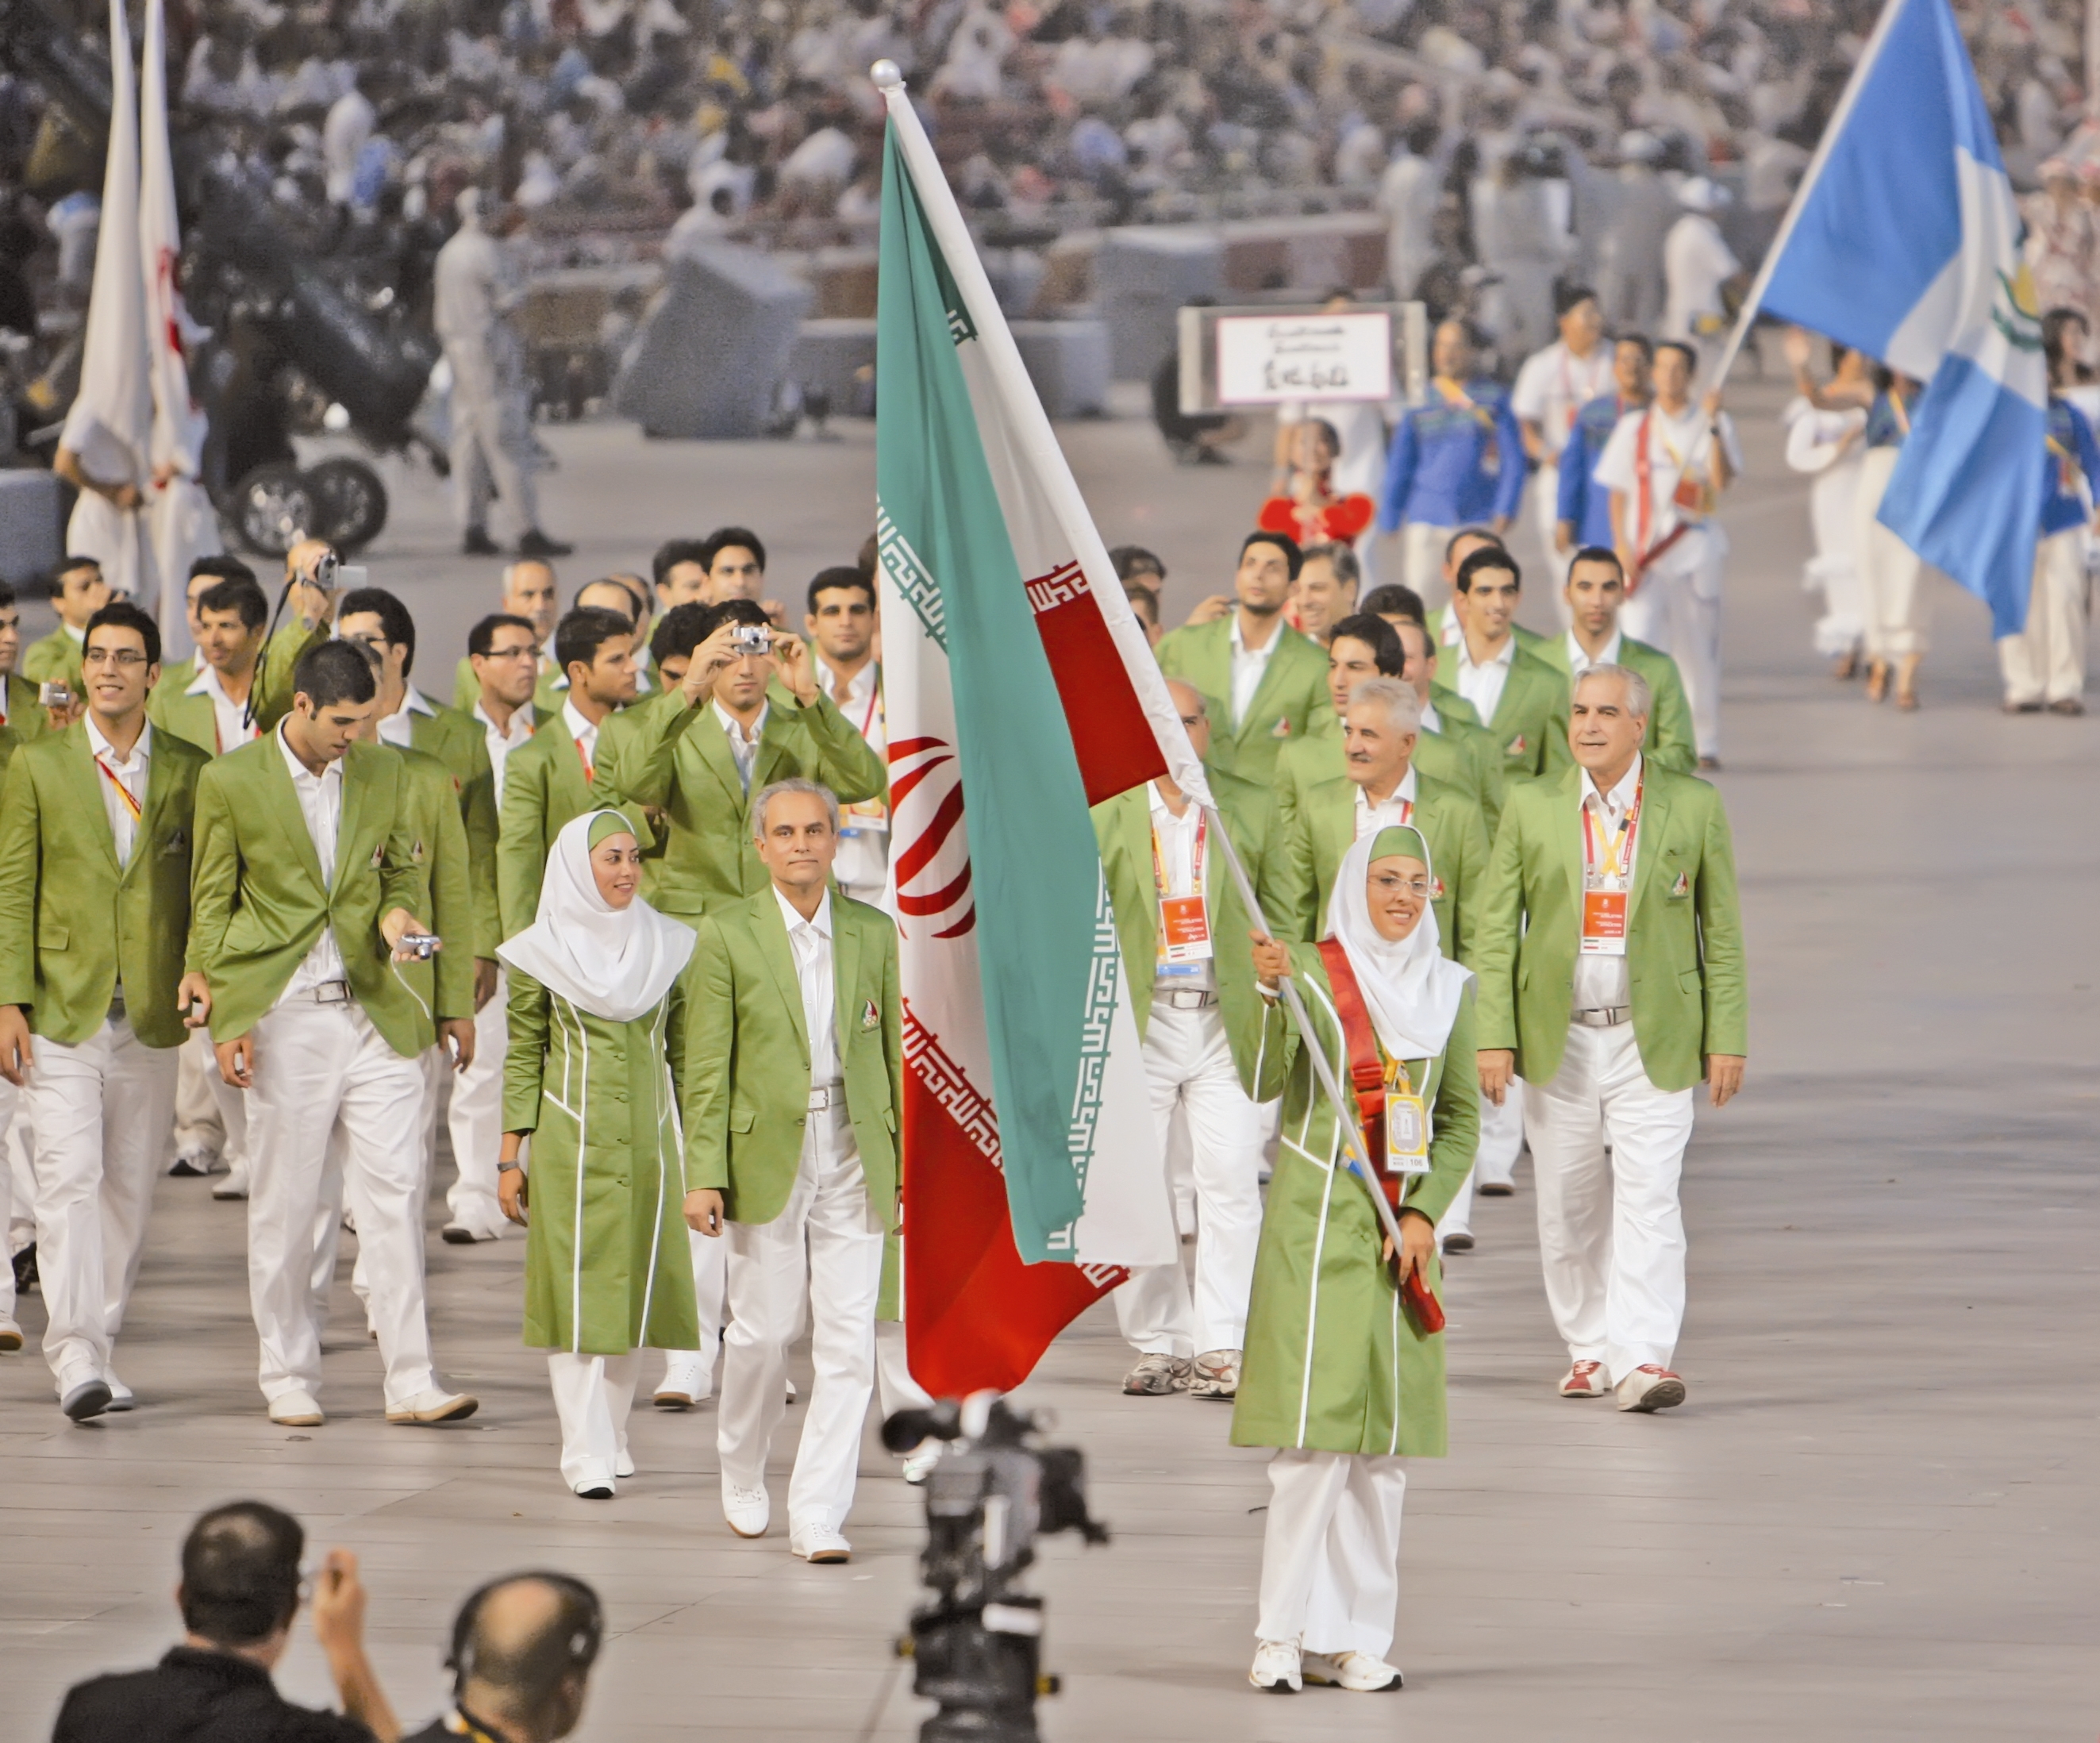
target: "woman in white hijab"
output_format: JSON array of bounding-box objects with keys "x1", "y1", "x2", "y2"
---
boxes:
[
  {"x1": 1233, "y1": 825, "x2": 1479, "y2": 1695},
  {"x1": 498, "y1": 810, "x2": 699, "y2": 1498}
]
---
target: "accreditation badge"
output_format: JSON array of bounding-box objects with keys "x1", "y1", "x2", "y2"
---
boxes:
[
  {"x1": 1580, "y1": 879, "x2": 1629, "y2": 955},
  {"x1": 1157, "y1": 894, "x2": 1213, "y2": 965}
]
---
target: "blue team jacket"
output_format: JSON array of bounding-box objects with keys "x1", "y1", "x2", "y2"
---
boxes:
[
  {"x1": 1556, "y1": 392, "x2": 1635, "y2": 550},
  {"x1": 2041, "y1": 395, "x2": 2100, "y2": 537},
  {"x1": 1378, "y1": 378, "x2": 1529, "y2": 533}
]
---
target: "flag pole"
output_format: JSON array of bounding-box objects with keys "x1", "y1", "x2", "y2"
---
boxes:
[{"x1": 1708, "y1": 0, "x2": 1912, "y2": 389}]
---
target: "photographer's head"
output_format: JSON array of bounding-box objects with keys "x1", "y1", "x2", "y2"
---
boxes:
[
  {"x1": 284, "y1": 541, "x2": 340, "y2": 623},
  {"x1": 287, "y1": 639, "x2": 379, "y2": 766},
  {"x1": 83, "y1": 602, "x2": 160, "y2": 728},
  {"x1": 179, "y1": 1502, "x2": 305, "y2": 1667},
  {"x1": 446, "y1": 1573, "x2": 603, "y2": 1743},
  {"x1": 54, "y1": 556, "x2": 111, "y2": 630},
  {"x1": 702, "y1": 598, "x2": 775, "y2": 715}
]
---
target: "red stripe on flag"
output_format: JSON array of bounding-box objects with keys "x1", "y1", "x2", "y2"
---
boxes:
[{"x1": 1025, "y1": 560, "x2": 1167, "y2": 805}]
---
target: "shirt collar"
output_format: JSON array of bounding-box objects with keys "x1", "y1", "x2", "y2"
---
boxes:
[
  {"x1": 560, "y1": 698, "x2": 598, "y2": 744},
  {"x1": 1460, "y1": 633, "x2": 1516, "y2": 673},
  {"x1": 475, "y1": 699, "x2": 534, "y2": 742},
  {"x1": 62, "y1": 622, "x2": 85, "y2": 644},
  {"x1": 278, "y1": 720, "x2": 340, "y2": 785},
  {"x1": 1568, "y1": 628, "x2": 1623, "y2": 671},
  {"x1": 1580, "y1": 750, "x2": 1643, "y2": 813},
  {"x1": 714, "y1": 698, "x2": 769, "y2": 745},
  {"x1": 86, "y1": 714, "x2": 150, "y2": 768},
  {"x1": 775, "y1": 884, "x2": 833, "y2": 941},
  {"x1": 1420, "y1": 698, "x2": 1442, "y2": 733},
  {"x1": 1355, "y1": 764, "x2": 1417, "y2": 810},
  {"x1": 392, "y1": 686, "x2": 438, "y2": 721},
  {"x1": 1229, "y1": 613, "x2": 1279, "y2": 658}
]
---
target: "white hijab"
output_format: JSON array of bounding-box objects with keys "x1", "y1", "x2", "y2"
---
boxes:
[
  {"x1": 1321, "y1": 824, "x2": 1474, "y2": 1061},
  {"x1": 497, "y1": 810, "x2": 696, "y2": 1022}
]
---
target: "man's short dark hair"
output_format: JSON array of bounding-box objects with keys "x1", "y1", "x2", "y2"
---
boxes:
[
  {"x1": 0, "y1": 580, "x2": 17, "y2": 612},
  {"x1": 571, "y1": 580, "x2": 636, "y2": 625},
  {"x1": 198, "y1": 578, "x2": 268, "y2": 630},
  {"x1": 701, "y1": 598, "x2": 771, "y2": 638},
  {"x1": 1455, "y1": 546, "x2": 1521, "y2": 594},
  {"x1": 1240, "y1": 529, "x2": 1303, "y2": 579},
  {"x1": 1327, "y1": 612, "x2": 1404, "y2": 676},
  {"x1": 553, "y1": 606, "x2": 632, "y2": 678},
  {"x1": 1124, "y1": 583, "x2": 1159, "y2": 628},
  {"x1": 1555, "y1": 281, "x2": 1599, "y2": 316},
  {"x1": 295, "y1": 637, "x2": 378, "y2": 709},
  {"x1": 1568, "y1": 544, "x2": 1625, "y2": 581},
  {"x1": 806, "y1": 566, "x2": 874, "y2": 615},
  {"x1": 702, "y1": 526, "x2": 767, "y2": 573},
  {"x1": 85, "y1": 600, "x2": 160, "y2": 668},
  {"x1": 180, "y1": 1502, "x2": 305, "y2": 1647},
  {"x1": 55, "y1": 556, "x2": 103, "y2": 594},
  {"x1": 651, "y1": 538, "x2": 712, "y2": 587},
  {"x1": 469, "y1": 612, "x2": 538, "y2": 660},
  {"x1": 1109, "y1": 544, "x2": 1166, "y2": 584},
  {"x1": 188, "y1": 553, "x2": 259, "y2": 588},
  {"x1": 1360, "y1": 583, "x2": 1425, "y2": 625},
  {"x1": 447, "y1": 1573, "x2": 603, "y2": 1716},
  {"x1": 337, "y1": 586, "x2": 417, "y2": 676},
  {"x1": 652, "y1": 602, "x2": 712, "y2": 667},
  {"x1": 1444, "y1": 525, "x2": 1503, "y2": 564}
]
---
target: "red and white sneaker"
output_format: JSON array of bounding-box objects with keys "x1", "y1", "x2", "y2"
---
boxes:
[
  {"x1": 1558, "y1": 1360, "x2": 1609, "y2": 1399},
  {"x1": 1615, "y1": 1365, "x2": 1687, "y2": 1413}
]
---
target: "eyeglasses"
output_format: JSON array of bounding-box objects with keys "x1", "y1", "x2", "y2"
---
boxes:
[
  {"x1": 482, "y1": 644, "x2": 539, "y2": 661},
  {"x1": 83, "y1": 648, "x2": 150, "y2": 668},
  {"x1": 1369, "y1": 874, "x2": 1432, "y2": 898}
]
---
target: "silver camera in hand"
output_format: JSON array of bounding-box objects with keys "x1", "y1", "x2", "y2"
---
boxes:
[
  {"x1": 730, "y1": 624, "x2": 771, "y2": 654},
  {"x1": 398, "y1": 933, "x2": 440, "y2": 960}
]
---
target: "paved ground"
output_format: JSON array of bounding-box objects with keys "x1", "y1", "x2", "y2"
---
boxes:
[{"x1": 4, "y1": 374, "x2": 2098, "y2": 1742}]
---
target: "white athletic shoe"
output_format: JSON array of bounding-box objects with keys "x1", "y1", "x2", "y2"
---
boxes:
[
  {"x1": 0, "y1": 1315, "x2": 22, "y2": 1352},
  {"x1": 105, "y1": 1370, "x2": 135, "y2": 1411},
  {"x1": 268, "y1": 1390, "x2": 325, "y2": 1427},
  {"x1": 1249, "y1": 1639, "x2": 1302, "y2": 1693},
  {"x1": 1301, "y1": 1649, "x2": 1404, "y2": 1691},
  {"x1": 790, "y1": 1523, "x2": 852, "y2": 1564},
  {"x1": 385, "y1": 1388, "x2": 479, "y2": 1425},
  {"x1": 900, "y1": 1440, "x2": 941, "y2": 1485},
  {"x1": 213, "y1": 1165, "x2": 250, "y2": 1202},
  {"x1": 723, "y1": 1480, "x2": 771, "y2": 1538},
  {"x1": 653, "y1": 1351, "x2": 713, "y2": 1410}
]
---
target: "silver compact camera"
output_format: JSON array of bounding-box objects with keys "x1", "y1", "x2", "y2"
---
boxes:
[
  {"x1": 38, "y1": 682, "x2": 71, "y2": 707},
  {"x1": 398, "y1": 933, "x2": 440, "y2": 960},
  {"x1": 730, "y1": 624, "x2": 771, "y2": 654}
]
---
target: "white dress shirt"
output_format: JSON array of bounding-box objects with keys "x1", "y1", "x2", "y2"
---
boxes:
[
  {"x1": 1352, "y1": 766, "x2": 1418, "y2": 841},
  {"x1": 1147, "y1": 781, "x2": 1216, "y2": 994},
  {"x1": 1420, "y1": 698, "x2": 1444, "y2": 734},
  {"x1": 475, "y1": 698, "x2": 537, "y2": 813},
  {"x1": 825, "y1": 659, "x2": 889, "y2": 896},
  {"x1": 1571, "y1": 752, "x2": 1644, "y2": 1014},
  {"x1": 1565, "y1": 627, "x2": 1624, "y2": 679},
  {"x1": 776, "y1": 887, "x2": 840, "y2": 1087},
  {"x1": 1454, "y1": 633, "x2": 1517, "y2": 727},
  {"x1": 715, "y1": 700, "x2": 768, "y2": 792},
  {"x1": 276, "y1": 724, "x2": 348, "y2": 999},
  {"x1": 1594, "y1": 402, "x2": 1745, "y2": 548},
  {"x1": 1228, "y1": 614, "x2": 1280, "y2": 730},
  {"x1": 560, "y1": 698, "x2": 602, "y2": 782},
  {"x1": 1510, "y1": 339, "x2": 1617, "y2": 462},
  {"x1": 184, "y1": 663, "x2": 261, "y2": 755},
  {"x1": 375, "y1": 686, "x2": 437, "y2": 750},
  {"x1": 85, "y1": 715, "x2": 149, "y2": 868}
]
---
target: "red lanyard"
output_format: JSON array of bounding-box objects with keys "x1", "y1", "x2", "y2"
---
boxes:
[
  {"x1": 1583, "y1": 776, "x2": 1642, "y2": 881},
  {"x1": 95, "y1": 755, "x2": 144, "y2": 821},
  {"x1": 573, "y1": 732, "x2": 594, "y2": 785}
]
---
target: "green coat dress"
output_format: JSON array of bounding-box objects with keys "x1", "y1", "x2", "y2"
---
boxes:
[
  {"x1": 1231, "y1": 948, "x2": 1478, "y2": 1458},
  {"x1": 503, "y1": 969, "x2": 700, "y2": 1356}
]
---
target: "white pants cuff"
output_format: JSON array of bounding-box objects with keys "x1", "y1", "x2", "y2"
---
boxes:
[{"x1": 549, "y1": 1351, "x2": 639, "y2": 1487}]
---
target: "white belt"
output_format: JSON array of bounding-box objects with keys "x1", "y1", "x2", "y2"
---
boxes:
[
  {"x1": 1573, "y1": 1006, "x2": 1630, "y2": 1028},
  {"x1": 807, "y1": 1082, "x2": 847, "y2": 1111},
  {"x1": 1153, "y1": 987, "x2": 1218, "y2": 1010}
]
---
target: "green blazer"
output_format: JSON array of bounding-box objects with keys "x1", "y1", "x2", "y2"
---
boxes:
[
  {"x1": 1431, "y1": 641, "x2": 1571, "y2": 779},
  {"x1": 681, "y1": 891, "x2": 903, "y2": 1229},
  {"x1": 2, "y1": 673, "x2": 52, "y2": 742},
  {"x1": 1529, "y1": 633, "x2": 1697, "y2": 775},
  {"x1": 188, "y1": 734, "x2": 433, "y2": 1054},
  {"x1": 590, "y1": 688, "x2": 885, "y2": 921},
  {"x1": 387, "y1": 744, "x2": 476, "y2": 1029},
  {"x1": 1302, "y1": 701, "x2": 1506, "y2": 837},
  {"x1": 0, "y1": 722, "x2": 210, "y2": 1047},
  {"x1": 398, "y1": 695, "x2": 500, "y2": 960},
  {"x1": 453, "y1": 655, "x2": 569, "y2": 717},
  {"x1": 1090, "y1": 786, "x2": 1266, "y2": 1092},
  {"x1": 1472, "y1": 762, "x2": 1746, "y2": 1092},
  {"x1": 148, "y1": 671, "x2": 225, "y2": 756},
  {"x1": 1262, "y1": 740, "x2": 1491, "y2": 962},
  {"x1": 21, "y1": 627, "x2": 85, "y2": 695},
  {"x1": 497, "y1": 718, "x2": 601, "y2": 941},
  {"x1": 1155, "y1": 615, "x2": 1332, "y2": 786}
]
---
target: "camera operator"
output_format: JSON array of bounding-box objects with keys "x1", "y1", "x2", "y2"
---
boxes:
[
  {"x1": 402, "y1": 1574, "x2": 603, "y2": 1743},
  {"x1": 52, "y1": 1500, "x2": 399, "y2": 1743}
]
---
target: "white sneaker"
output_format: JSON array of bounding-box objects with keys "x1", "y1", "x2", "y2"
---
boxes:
[
  {"x1": 105, "y1": 1370, "x2": 135, "y2": 1411},
  {"x1": 1249, "y1": 1638, "x2": 1302, "y2": 1693},
  {"x1": 784, "y1": 1376, "x2": 798, "y2": 1402},
  {"x1": 385, "y1": 1388, "x2": 479, "y2": 1425},
  {"x1": 1614, "y1": 1364, "x2": 1687, "y2": 1413},
  {"x1": 723, "y1": 1480, "x2": 771, "y2": 1538},
  {"x1": 0, "y1": 1315, "x2": 22, "y2": 1352},
  {"x1": 168, "y1": 1145, "x2": 221, "y2": 1178},
  {"x1": 212, "y1": 1165, "x2": 249, "y2": 1202},
  {"x1": 900, "y1": 1439, "x2": 941, "y2": 1485},
  {"x1": 268, "y1": 1390, "x2": 325, "y2": 1427},
  {"x1": 570, "y1": 1465, "x2": 614, "y2": 1500},
  {"x1": 653, "y1": 1351, "x2": 712, "y2": 1410},
  {"x1": 1302, "y1": 1649, "x2": 1404, "y2": 1691},
  {"x1": 790, "y1": 1522, "x2": 852, "y2": 1563},
  {"x1": 614, "y1": 1447, "x2": 636, "y2": 1479}
]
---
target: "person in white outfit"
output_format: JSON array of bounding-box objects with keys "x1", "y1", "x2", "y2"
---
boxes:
[
  {"x1": 1662, "y1": 179, "x2": 1742, "y2": 379},
  {"x1": 1377, "y1": 120, "x2": 1442, "y2": 300},
  {"x1": 1512, "y1": 284, "x2": 1617, "y2": 611},
  {"x1": 1779, "y1": 331, "x2": 1873, "y2": 677},
  {"x1": 1852, "y1": 368, "x2": 1929, "y2": 710},
  {"x1": 1595, "y1": 132, "x2": 1671, "y2": 335},
  {"x1": 1594, "y1": 341, "x2": 1741, "y2": 768},
  {"x1": 2002, "y1": 308, "x2": 2100, "y2": 715}
]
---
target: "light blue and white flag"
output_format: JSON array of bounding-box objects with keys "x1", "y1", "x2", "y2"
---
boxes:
[{"x1": 1755, "y1": 0, "x2": 2046, "y2": 636}]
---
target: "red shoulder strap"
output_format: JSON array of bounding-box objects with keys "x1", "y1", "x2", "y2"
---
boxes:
[{"x1": 1316, "y1": 938, "x2": 1399, "y2": 1207}]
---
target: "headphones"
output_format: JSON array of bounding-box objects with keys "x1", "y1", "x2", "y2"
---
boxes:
[{"x1": 445, "y1": 1572, "x2": 603, "y2": 1698}]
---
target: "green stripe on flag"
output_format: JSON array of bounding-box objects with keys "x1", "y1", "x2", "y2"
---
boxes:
[{"x1": 875, "y1": 123, "x2": 1101, "y2": 1260}]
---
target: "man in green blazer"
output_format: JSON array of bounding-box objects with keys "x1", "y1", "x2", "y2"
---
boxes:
[
  {"x1": 1530, "y1": 547, "x2": 1697, "y2": 774},
  {"x1": 590, "y1": 598, "x2": 883, "y2": 925},
  {"x1": 1432, "y1": 545, "x2": 1572, "y2": 779},
  {"x1": 1424, "y1": 525, "x2": 1548, "y2": 658},
  {"x1": 682, "y1": 779, "x2": 902, "y2": 1564},
  {"x1": 19, "y1": 556, "x2": 110, "y2": 698},
  {"x1": 1155, "y1": 532, "x2": 1332, "y2": 786},
  {"x1": 152, "y1": 555, "x2": 260, "y2": 699},
  {"x1": 147, "y1": 573, "x2": 271, "y2": 759},
  {"x1": 0, "y1": 581, "x2": 54, "y2": 743},
  {"x1": 1091, "y1": 680, "x2": 1268, "y2": 1401},
  {"x1": 188, "y1": 638, "x2": 474, "y2": 1431},
  {"x1": 449, "y1": 557, "x2": 563, "y2": 714},
  {"x1": 0, "y1": 602, "x2": 210, "y2": 1421},
  {"x1": 497, "y1": 606, "x2": 640, "y2": 938},
  {"x1": 1471, "y1": 663, "x2": 1746, "y2": 1416}
]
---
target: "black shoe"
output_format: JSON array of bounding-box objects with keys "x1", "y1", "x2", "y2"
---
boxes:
[
  {"x1": 517, "y1": 529, "x2": 573, "y2": 558},
  {"x1": 440, "y1": 1225, "x2": 493, "y2": 1245},
  {"x1": 462, "y1": 526, "x2": 501, "y2": 556},
  {"x1": 1477, "y1": 1182, "x2": 1515, "y2": 1198},
  {"x1": 12, "y1": 1243, "x2": 37, "y2": 1297},
  {"x1": 167, "y1": 1151, "x2": 220, "y2": 1178},
  {"x1": 1442, "y1": 1232, "x2": 1476, "y2": 1252},
  {"x1": 63, "y1": 1379, "x2": 113, "y2": 1422}
]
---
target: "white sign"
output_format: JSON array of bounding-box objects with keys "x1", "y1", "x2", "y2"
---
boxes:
[{"x1": 1214, "y1": 312, "x2": 1393, "y2": 406}]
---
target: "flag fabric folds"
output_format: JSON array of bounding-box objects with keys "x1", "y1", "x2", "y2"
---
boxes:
[
  {"x1": 1755, "y1": 0, "x2": 2046, "y2": 636},
  {"x1": 873, "y1": 69, "x2": 1189, "y2": 1395}
]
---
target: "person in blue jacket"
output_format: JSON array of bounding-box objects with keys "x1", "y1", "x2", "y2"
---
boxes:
[
  {"x1": 2001, "y1": 306, "x2": 2100, "y2": 714},
  {"x1": 1379, "y1": 319, "x2": 1529, "y2": 598},
  {"x1": 1556, "y1": 333, "x2": 1654, "y2": 560}
]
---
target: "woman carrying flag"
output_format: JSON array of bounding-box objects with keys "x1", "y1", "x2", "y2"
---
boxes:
[{"x1": 1237, "y1": 825, "x2": 1479, "y2": 1695}]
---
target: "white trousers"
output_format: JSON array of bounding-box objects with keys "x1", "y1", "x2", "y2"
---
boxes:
[
  {"x1": 0, "y1": 1077, "x2": 17, "y2": 1323},
  {"x1": 876, "y1": 1317, "x2": 933, "y2": 1418},
  {"x1": 1999, "y1": 528, "x2": 2089, "y2": 706},
  {"x1": 446, "y1": 341, "x2": 540, "y2": 537},
  {"x1": 244, "y1": 997, "x2": 436, "y2": 1409},
  {"x1": 1402, "y1": 522, "x2": 1454, "y2": 602},
  {"x1": 172, "y1": 1029, "x2": 226, "y2": 1160},
  {"x1": 1438, "y1": 1075, "x2": 1521, "y2": 1244},
  {"x1": 1112, "y1": 1002, "x2": 1263, "y2": 1356},
  {"x1": 717, "y1": 1103, "x2": 885, "y2": 1534},
  {"x1": 1530, "y1": 466, "x2": 1577, "y2": 625},
  {"x1": 549, "y1": 1352, "x2": 639, "y2": 1489},
  {"x1": 1525, "y1": 1022, "x2": 1695, "y2": 1379},
  {"x1": 1854, "y1": 446, "x2": 1929, "y2": 660},
  {"x1": 1623, "y1": 534, "x2": 1725, "y2": 758},
  {"x1": 660, "y1": 1225, "x2": 728, "y2": 1395},
  {"x1": 21, "y1": 1015, "x2": 177, "y2": 1394},
  {"x1": 443, "y1": 974, "x2": 510, "y2": 1237},
  {"x1": 1256, "y1": 1449, "x2": 1408, "y2": 1658}
]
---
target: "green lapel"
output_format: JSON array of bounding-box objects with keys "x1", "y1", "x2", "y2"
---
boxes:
[
  {"x1": 1555, "y1": 766, "x2": 1587, "y2": 921},
  {"x1": 692, "y1": 710, "x2": 750, "y2": 811},
  {"x1": 1628, "y1": 768, "x2": 1673, "y2": 922},
  {"x1": 753, "y1": 706, "x2": 799, "y2": 796},
  {"x1": 1184, "y1": 618, "x2": 1233, "y2": 718},
  {"x1": 334, "y1": 748, "x2": 372, "y2": 889},
  {"x1": 1429, "y1": 686, "x2": 1481, "y2": 729},
  {"x1": 1309, "y1": 775, "x2": 1352, "y2": 905},
  {"x1": 1231, "y1": 624, "x2": 1315, "y2": 747},
  {"x1": 128, "y1": 733, "x2": 184, "y2": 886},
  {"x1": 259, "y1": 734, "x2": 328, "y2": 891},
  {"x1": 830, "y1": 898, "x2": 863, "y2": 1056},
  {"x1": 753, "y1": 891, "x2": 810, "y2": 1061},
  {"x1": 60, "y1": 728, "x2": 120, "y2": 877}
]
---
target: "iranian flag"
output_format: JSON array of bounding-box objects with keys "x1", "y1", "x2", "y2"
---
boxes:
[{"x1": 873, "y1": 64, "x2": 1213, "y2": 1396}]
